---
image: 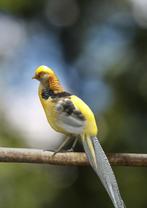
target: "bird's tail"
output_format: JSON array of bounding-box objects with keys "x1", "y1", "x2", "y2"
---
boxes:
[{"x1": 81, "y1": 135, "x2": 125, "y2": 208}]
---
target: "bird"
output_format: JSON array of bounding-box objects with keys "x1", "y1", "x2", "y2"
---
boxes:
[{"x1": 33, "y1": 65, "x2": 125, "y2": 208}]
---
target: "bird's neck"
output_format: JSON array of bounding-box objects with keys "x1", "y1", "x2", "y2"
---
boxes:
[{"x1": 48, "y1": 75, "x2": 64, "y2": 93}]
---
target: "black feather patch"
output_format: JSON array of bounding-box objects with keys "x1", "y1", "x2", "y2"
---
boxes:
[
  {"x1": 54, "y1": 91, "x2": 71, "y2": 98},
  {"x1": 41, "y1": 88, "x2": 71, "y2": 100},
  {"x1": 56, "y1": 98, "x2": 86, "y2": 121},
  {"x1": 41, "y1": 89, "x2": 54, "y2": 99}
]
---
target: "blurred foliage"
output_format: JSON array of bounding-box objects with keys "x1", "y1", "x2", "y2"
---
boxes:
[
  {"x1": 0, "y1": 0, "x2": 147, "y2": 208},
  {"x1": 0, "y1": 0, "x2": 43, "y2": 16}
]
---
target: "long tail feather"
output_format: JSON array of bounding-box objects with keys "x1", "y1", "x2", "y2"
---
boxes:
[{"x1": 82, "y1": 135, "x2": 125, "y2": 208}]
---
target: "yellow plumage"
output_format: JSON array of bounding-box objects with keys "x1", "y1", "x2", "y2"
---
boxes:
[
  {"x1": 35, "y1": 65, "x2": 97, "y2": 136},
  {"x1": 38, "y1": 84, "x2": 65, "y2": 133},
  {"x1": 70, "y1": 95, "x2": 97, "y2": 136},
  {"x1": 33, "y1": 65, "x2": 125, "y2": 208},
  {"x1": 39, "y1": 87, "x2": 97, "y2": 136}
]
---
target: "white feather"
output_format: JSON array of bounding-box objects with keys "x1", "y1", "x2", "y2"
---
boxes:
[{"x1": 57, "y1": 113, "x2": 86, "y2": 134}]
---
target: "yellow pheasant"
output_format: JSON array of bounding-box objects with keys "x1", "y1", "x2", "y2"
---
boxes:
[{"x1": 33, "y1": 65, "x2": 125, "y2": 208}]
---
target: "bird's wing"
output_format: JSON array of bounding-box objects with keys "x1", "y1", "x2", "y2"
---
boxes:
[{"x1": 55, "y1": 97, "x2": 86, "y2": 134}]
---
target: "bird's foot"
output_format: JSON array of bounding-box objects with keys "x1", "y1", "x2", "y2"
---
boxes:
[
  {"x1": 67, "y1": 148, "x2": 74, "y2": 152},
  {"x1": 52, "y1": 149, "x2": 67, "y2": 156},
  {"x1": 52, "y1": 148, "x2": 74, "y2": 156}
]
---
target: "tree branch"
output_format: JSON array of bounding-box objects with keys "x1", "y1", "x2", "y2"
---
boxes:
[{"x1": 0, "y1": 147, "x2": 146, "y2": 167}]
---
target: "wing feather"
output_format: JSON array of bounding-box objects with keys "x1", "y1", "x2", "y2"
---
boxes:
[{"x1": 55, "y1": 97, "x2": 86, "y2": 134}]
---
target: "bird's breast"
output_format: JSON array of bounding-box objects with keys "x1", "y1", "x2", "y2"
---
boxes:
[
  {"x1": 42, "y1": 98, "x2": 68, "y2": 133},
  {"x1": 38, "y1": 87, "x2": 66, "y2": 134}
]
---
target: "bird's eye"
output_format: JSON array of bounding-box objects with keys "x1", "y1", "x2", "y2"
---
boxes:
[
  {"x1": 39, "y1": 72, "x2": 44, "y2": 77},
  {"x1": 38, "y1": 72, "x2": 49, "y2": 80}
]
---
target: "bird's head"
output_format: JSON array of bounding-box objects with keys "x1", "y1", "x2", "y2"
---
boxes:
[{"x1": 33, "y1": 65, "x2": 63, "y2": 92}]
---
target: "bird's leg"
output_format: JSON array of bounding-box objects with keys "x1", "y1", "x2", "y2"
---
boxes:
[
  {"x1": 67, "y1": 137, "x2": 78, "y2": 152},
  {"x1": 52, "y1": 137, "x2": 70, "y2": 156}
]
